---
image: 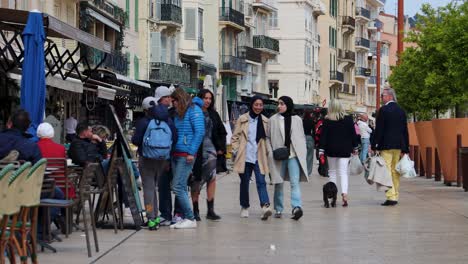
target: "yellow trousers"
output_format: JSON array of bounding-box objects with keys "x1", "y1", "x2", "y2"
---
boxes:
[{"x1": 381, "y1": 149, "x2": 401, "y2": 201}]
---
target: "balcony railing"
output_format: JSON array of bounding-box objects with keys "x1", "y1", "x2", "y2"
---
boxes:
[
  {"x1": 368, "y1": 19, "x2": 383, "y2": 30},
  {"x1": 83, "y1": 47, "x2": 128, "y2": 75},
  {"x1": 219, "y1": 7, "x2": 245, "y2": 28},
  {"x1": 355, "y1": 67, "x2": 369, "y2": 77},
  {"x1": 316, "y1": 33, "x2": 321, "y2": 43},
  {"x1": 198, "y1": 38, "x2": 204, "y2": 51},
  {"x1": 355, "y1": 37, "x2": 370, "y2": 49},
  {"x1": 330, "y1": 71, "x2": 344, "y2": 82},
  {"x1": 239, "y1": 46, "x2": 262, "y2": 63},
  {"x1": 338, "y1": 49, "x2": 355, "y2": 62},
  {"x1": 356, "y1": 7, "x2": 371, "y2": 20},
  {"x1": 368, "y1": 76, "x2": 377, "y2": 85},
  {"x1": 220, "y1": 55, "x2": 247, "y2": 73},
  {"x1": 342, "y1": 16, "x2": 355, "y2": 28},
  {"x1": 253, "y1": 35, "x2": 279, "y2": 53},
  {"x1": 160, "y1": 3, "x2": 182, "y2": 24},
  {"x1": 90, "y1": 0, "x2": 126, "y2": 24},
  {"x1": 149, "y1": 62, "x2": 190, "y2": 85}
]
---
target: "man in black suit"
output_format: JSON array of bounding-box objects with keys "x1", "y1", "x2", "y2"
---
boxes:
[{"x1": 371, "y1": 87, "x2": 409, "y2": 206}]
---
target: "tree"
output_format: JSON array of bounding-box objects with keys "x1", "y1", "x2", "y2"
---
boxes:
[{"x1": 389, "y1": 2, "x2": 468, "y2": 119}]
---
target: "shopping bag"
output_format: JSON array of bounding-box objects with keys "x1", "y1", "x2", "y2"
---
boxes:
[
  {"x1": 396, "y1": 154, "x2": 417, "y2": 178},
  {"x1": 349, "y1": 155, "x2": 364, "y2": 176}
]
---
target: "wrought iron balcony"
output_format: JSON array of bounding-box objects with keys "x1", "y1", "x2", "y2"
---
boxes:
[
  {"x1": 253, "y1": 35, "x2": 279, "y2": 53},
  {"x1": 330, "y1": 71, "x2": 344, "y2": 82},
  {"x1": 88, "y1": 0, "x2": 126, "y2": 24},
  {"x1": 149, "y1": 62, "x2": 190, "y2": 85},
  {"x1": 160, "y1": 3, "x2": 182, "y2": 25},
  {"x1": 83, "y1": 46, "x2": 128, "y2": 75},
  {"x1": 219, "y1": 7, "x2": 245, "y2": 28},
  {"x1": 338, "y1": 49, "x2": 355, "y2": 62},
  {"x1": 342, "y1": 16, "x2": 356, "y2": 28},
  {"x1": 355, "y1": 67, "x2": 369, "y2": 77},
  {"x1": 355, "y1": 37, "x2": 370, "y2": 49},
  {"x1": 355, "y1": 7, "x2": 371, "y2": 20},
  {"x1": 220, "y1": 55, "x2": 247, "y2": 74},
  {"x1": 239, "y1": 46, "x2": 262, "y2": 63}
]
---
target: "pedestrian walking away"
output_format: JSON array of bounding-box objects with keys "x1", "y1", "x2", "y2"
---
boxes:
[
  {"x1": 371, "y1": 87, "x2": 409, "y2": 206},
  {"x1": 191, "y1": 89, "x2": 227, "y2": 222},
  {"x1": 231, "y1": 96, "x2": 272, "y2": 221},
  {"x1": 170, "y1": 88, "x2": 205, "y2": 229},
  {"x1": 319, "y1": 100, "x2": 359, "y2": 207},
  {"x1": 268, "y1": 96, "x2": 308, "y2": 220},
  {"x1": 357, "y1": 113, "x2": 373, "y2": 163}
]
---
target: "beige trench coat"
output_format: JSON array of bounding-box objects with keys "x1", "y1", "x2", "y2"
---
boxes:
[
  {"x1": 268, "y1": 114, "x2": 308, "y2": 184},
  {"x1": 231, "y1": 113, "x2": 270, "y2": 175}
]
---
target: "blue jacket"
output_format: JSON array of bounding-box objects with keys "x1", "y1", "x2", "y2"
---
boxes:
[
  {"x1": 0, "y1": 129, "x2": 42, "y2": 163},
  {"x1": 132, "y1": 104, "x2": 177, "y2": 156},
  {"x1": 173, "y1": 97, "x2": 205, "y2": 155}
]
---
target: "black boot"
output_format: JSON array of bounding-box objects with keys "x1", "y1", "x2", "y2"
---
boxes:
[
  {"x1": 193, "y1": 201, "x2": 201, "y2": 221},
  {"x1": 206, "y1": 199, "x2": 221, "y2": 221}
]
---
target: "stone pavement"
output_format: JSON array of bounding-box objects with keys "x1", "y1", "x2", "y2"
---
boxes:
[{"x1": 39, "y1": 169, "x2": 468, "y2": 264}]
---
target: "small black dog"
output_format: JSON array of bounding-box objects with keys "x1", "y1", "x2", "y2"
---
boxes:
[{"x1": 323, "y1": 182, "x2": 338, "y2": 208}]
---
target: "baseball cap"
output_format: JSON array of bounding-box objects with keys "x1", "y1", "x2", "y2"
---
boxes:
[
  {"x1": 142, "y1": 96, "x2": 157, "y2": 110},
  {"x1": 154, "y1": 86, "x2": 172, "y2": 103}
]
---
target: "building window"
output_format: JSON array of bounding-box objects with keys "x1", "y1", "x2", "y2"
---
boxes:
[
  {"x1": 126, "y1": 0, "x2": 130, "y2": 28},
  {"x1": 329, "y1": 0, "x2": 338, "y2": 17},
  {"x1": 185, "y1": 8, "x2": 196, "y2": 39},
  {"x1": 135, "y1": 0, "x2": 139, "y2": 32},
  {"x1": 269, "y1": 11, "x2": 278, "y2": 28},
  {"x1": 305, "y1": 45, "x2": 311, "y2": 65},
  {"x1": 269, "y1": 80, "x2": 279, "y2": 98},
  {"x1": 134, "y1": 55, "x2": 139, "y2": 79}
]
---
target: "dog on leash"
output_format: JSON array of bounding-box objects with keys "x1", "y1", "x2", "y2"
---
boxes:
[{"x1": 323, "y1": 182, "x2": 338, "y2": 208}]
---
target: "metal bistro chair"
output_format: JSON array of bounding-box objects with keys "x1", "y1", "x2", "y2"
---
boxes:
[
  {"x1": 11, "y1": 159, "x2": 47, "y2": 264},
  {"x1": 0, "y1": 164, "x2": 18, "y2": 264}
]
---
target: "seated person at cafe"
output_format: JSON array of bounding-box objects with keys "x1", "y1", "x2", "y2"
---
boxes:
[
  {"x1": 37, "y1": 122, "x2": 76, "y2": 199},
  {"x1": 0, "y1": 109, "x2": 42, "y2": 163},
  {"x1": 68, "y1": 122, "x2": 107, "y2": 166}
]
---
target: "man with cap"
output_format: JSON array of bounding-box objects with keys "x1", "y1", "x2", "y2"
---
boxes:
[{"x1": 132, "y1": 89, "x2": 176, "y2": 230}]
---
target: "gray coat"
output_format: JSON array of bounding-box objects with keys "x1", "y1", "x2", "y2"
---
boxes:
[{"x1": 267, "y1": 114, "x2": 308, "y2": 184}]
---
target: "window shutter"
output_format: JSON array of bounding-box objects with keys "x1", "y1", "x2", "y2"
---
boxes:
[
  {"x1": 135, "y1": 0, "x2": 139, "y2": 32},
  {"x1": 156, "y1": 0, "x2": 161, "y2": 20},
  {"x1": 161, "y1": 34, "x2": 167, "y2": 63},
  {"x1": 170, "y1": 37, "x2": 176, "y2": 64},
  {"x1": 185, "y1": 8, "x2": 196, "y2": 39},
  {"x1": 150, "y1": 32, "x2": 161, "y2": 62},
  {"x1": 134, "y1": 55, "x2": 139, "y2": 79}
]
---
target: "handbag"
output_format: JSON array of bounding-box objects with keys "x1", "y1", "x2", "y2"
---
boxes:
[
  {"x1": 273, "y1": 147, "x2": 290, "y2": 160},
  {"x1": 216, "y1": 154, "x2": 228, "y2": 173}
]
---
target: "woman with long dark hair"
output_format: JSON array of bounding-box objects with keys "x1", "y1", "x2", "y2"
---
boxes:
[
  {"x1": 169, "y1": 88, "x2": 205, "y2": 229},
  {"x1": 191, "y1": 89, "x2": 227, "y2": 221},
  {"x1": 231, "y1": 96, "x2": 272, "y2": 220},
  {"x1": 268, "y1": 96, "x2": 308, "y2": 220}
]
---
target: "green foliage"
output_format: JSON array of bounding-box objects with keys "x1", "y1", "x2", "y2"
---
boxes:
[{"x1": 389, "y1": 2, "x2": 468, "y2": 120}]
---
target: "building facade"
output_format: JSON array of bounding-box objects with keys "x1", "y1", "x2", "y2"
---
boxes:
[{"x1": 268, "y1": 0, "x2": 324, "y2": 104}]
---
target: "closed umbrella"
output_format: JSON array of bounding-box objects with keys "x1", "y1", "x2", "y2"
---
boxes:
[{"x1": 20, "y1": 11, "x2": 46, "y2": 138}]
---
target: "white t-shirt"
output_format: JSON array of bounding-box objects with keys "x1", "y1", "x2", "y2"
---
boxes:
[{"x1": 357, "y1": 120, "x2": 372, "y2": 139}]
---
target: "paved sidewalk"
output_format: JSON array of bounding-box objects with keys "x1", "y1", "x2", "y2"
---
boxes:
[{"x1": 40, "y1": 169, "x2": 468, "y2": 264}]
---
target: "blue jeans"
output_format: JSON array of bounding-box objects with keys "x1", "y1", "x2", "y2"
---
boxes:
[
  {"x1": 274, "y1": 157, "x2": 302, "y2": 213},
  {"x1": 171, "y1": 156, "x2": 195, "y2": 220},
  {"x1": 239, "y1": 162, "x2": 270, "y2": 208},
  {"x1": 360, "y1": 138, "x2": 370, "y2": 163}
]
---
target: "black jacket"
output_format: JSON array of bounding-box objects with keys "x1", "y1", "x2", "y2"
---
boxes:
[
  {"x1": 371, "y1": 102, "x2": 409, "y2": 153},
  {"x1": 0, "y1": 129, "x2": 42, "y2": 163},
  {"x1": 193, "y1": 110, "x2": 227, "y2": 180},
  {"x1": 68, "y1": 137, "x2": 107, "y2": 166},
  {"x1": 319, "y1": 115, "x2": 358, "y2": 158}
]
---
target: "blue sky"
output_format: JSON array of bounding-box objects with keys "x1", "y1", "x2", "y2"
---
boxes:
[{"x1": 384, "y1": 0, "x2": 453, "y2": 17}]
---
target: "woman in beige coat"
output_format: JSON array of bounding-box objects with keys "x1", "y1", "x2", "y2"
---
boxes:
[
  {"x1": 231, "y1": 96, "x2": 272, "y2": 220},
  {"x1": 268, "y1": 96, "x2": 308, "y2": 220}
]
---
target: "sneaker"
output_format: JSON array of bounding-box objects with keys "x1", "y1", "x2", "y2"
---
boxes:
[
  {"x1": 173, "y1": 219, "x2": 197, "y2": 229},
  {"x1": 291, "y1": 207, "x2": 303, "y2": 221},
  {"x1": 148, "y1": 217, "x2": 160, "y2": 231},
  {"x1": 261, "y1": 205, "x2": 272, "y2": 221},
  {"x1": 240, "y1": 208, "x2": 249, "y2": 218},
  {"x1": 170, "y1": 215, "x2": 184, "y2": 229},
  {"x1": 159, "y1": 217, "x2": 172, "y2": 226},
  {"x1": 274, "y1": 211, "x2": 282, "y2": 218}
]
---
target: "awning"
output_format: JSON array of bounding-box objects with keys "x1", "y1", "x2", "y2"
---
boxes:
[
  {"x1": 115, "y1": 73, "x2": 151, "y2": 89},
  {"x1": 195, "y1": 59, "x2": 217, "y2": 72},
  {"x1": 7, "y1": 72, "x2": 84, "y2": 93},
  {"x1": 86, "y1": 8, "x2": 121, "y2": 32},
  {"x1": 97, "y1": 86, "x2": 116, "y2": 101},
  {"x1": 0, "y1": 8, "x2": 111, "y2": 53}
]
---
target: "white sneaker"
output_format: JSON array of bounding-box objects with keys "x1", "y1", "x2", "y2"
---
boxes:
[
  {"x1": 240, "y1": 208, "x2": 249, "y2": 218},
  {"x1": 169, "y1": 215, "x2": 184, "y2": 229},
  {"x1": 173, "y1": 219, "x2": 197, "y2": 229},
  {"x1": 159, "y1": 217, "x2": 171, "y2": 226},
  {"x1": 261, "y1": 205, "x2": 272, "y2": 221}
]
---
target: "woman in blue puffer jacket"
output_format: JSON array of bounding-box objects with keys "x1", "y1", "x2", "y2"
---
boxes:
[{"x1": 169, "y1": 88, "x2": 205, "y2": 229}]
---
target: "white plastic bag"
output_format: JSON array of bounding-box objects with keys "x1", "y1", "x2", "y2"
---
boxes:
[
  {"x1": 349, "y1": 155, "x2": 364, "y2": 176},
  {"x1": 396, "y1": 154, "x2": 417, "y2": 178}
]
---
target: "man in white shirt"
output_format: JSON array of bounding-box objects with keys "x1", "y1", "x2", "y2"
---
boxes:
[
  {"x1": 64, "y1": 113, "x2": 78, "y2": 142},
  {"x1": 357, "y1": 114, "x2": 372, "y2": 163}
]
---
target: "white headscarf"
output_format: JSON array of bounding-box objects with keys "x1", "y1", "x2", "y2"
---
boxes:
[{"x1": 37, "y1": 122, "x2": 55, "y2": 139}]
